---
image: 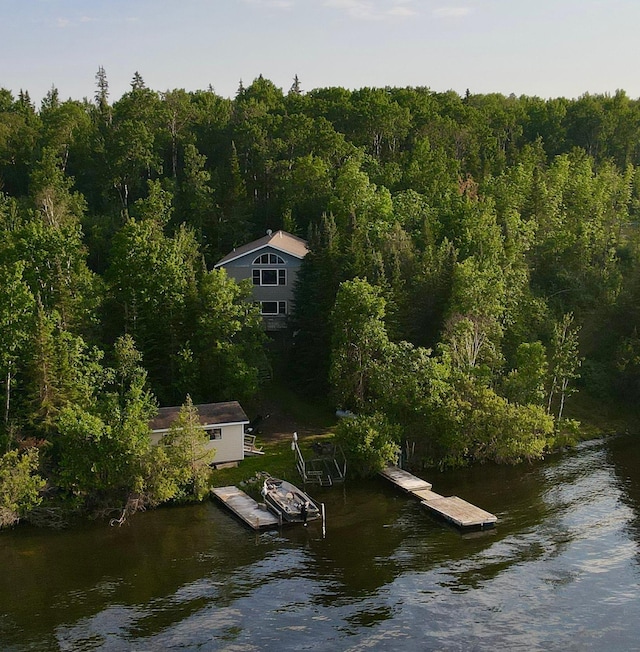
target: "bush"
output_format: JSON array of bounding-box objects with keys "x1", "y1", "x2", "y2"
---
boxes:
[
  {"x1": 0, "y1": 448, "x2": 45, "y2": 528},
  {"x1": 334, "y1": 412, "x2": 401, "y2": 478}
]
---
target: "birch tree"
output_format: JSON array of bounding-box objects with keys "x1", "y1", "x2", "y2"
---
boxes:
[{"x1": 547, "y1": 313, "x2": 582, "y2": 421}]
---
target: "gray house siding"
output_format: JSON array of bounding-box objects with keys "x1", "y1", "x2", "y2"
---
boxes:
[{"x1": 215, "y1": 233, "x2": 308, "y2": 330}]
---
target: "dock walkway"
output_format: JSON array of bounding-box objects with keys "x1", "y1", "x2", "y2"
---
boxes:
[
  {"x1": 379, "y1": 467, "x2": 497, "y2": 530},
  {"x1": 211, "y1": 486, "x2": 279, "y2": 530}
]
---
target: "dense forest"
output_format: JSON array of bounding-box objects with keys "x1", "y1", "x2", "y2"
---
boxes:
[{"x1": 2, "y1": 69, "x2": 640, "y2": 523}]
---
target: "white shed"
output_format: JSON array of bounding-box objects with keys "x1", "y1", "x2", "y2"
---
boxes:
[{"x1": 149, "y1": 401, "x2": 250, "y2": 465}]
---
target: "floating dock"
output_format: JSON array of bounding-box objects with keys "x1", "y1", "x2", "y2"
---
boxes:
[
  {"x1": 211, "y1": 485, "x2": 280, "y2": 530},
  {"x1": 379, "y1": 466, "x2": 497, "y2": 530}
]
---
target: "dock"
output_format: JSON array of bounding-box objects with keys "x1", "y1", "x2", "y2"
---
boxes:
[
  {"x1": 211, "y1": 486, "x2": 280, "y2": 530},
  {"x1": 379, "y1": 466, "x2": 497, "y2": 530}
]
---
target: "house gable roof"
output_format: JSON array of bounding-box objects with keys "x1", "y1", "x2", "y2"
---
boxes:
[
  {"x1": 214, "y1": 230, "x2": 309, "y2": 268},
  {"x1": 149, "y1": 401, "x2": 249, "y2": 432}
]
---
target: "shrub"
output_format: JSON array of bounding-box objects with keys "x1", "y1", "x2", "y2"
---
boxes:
[
  {"x1": 0, "y1": 448, "x2": 45, "y2": 528},
  {"x1": 335, "y1": 412, "x2": 401, "y2": 478}
]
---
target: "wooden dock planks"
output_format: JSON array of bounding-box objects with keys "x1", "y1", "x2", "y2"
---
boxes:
[
  {"x1": 421, "y1": 496, "x2": 497, "y2": 529},
  {"x1": 379, "y1": 466, "x2": 432, "y2": 492},
  {"x1": 380, "y1": 466, "x2": 497, "y2": 530},
  {"x1": 412, "y1": 488, "x2": 443, "y2": 502},
  {"x1": 211, "y1": 485, "x2": 279, "y2": 530}
]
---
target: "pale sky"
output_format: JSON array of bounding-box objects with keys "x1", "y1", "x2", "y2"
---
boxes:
[{"x1": 2, "y1": 0, "x2": 640, "y2": 105}]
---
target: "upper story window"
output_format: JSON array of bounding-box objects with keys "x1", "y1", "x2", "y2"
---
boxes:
[
  {"x1": 253, "y1": 253, "x2": 285, "y2": 265},
  {"x1": 253, "y1": 268, "x2": 286, "y2": 286}
]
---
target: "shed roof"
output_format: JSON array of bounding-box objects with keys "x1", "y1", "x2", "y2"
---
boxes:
[
  {"x1": 214, "y1": 230, "x2": 309, "y2": 267},
  {"x1": 150, "y1": 401, "x2": 249, "y2": 432}
]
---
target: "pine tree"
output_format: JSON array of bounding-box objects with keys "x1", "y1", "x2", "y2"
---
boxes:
[
  {"x1": 289, "y1": 74, "x2": 302, "y2": 95},
  {"x1": 95, "y1": 66, "x2": 109, "y2": 108},
  {"x1": 130, "y1": 71, "x2": 146, "y2": 91}
]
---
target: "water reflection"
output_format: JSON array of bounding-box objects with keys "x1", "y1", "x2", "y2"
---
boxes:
[
  {"x1": 607, "y1": 433, "x2": 640, "y2": 543},
  {"x1": 2, "y1": 435, "x2": 640, "y2": 650},
  {"x1": 0, "y1": 503, "x2": 281, "y2": 649}
]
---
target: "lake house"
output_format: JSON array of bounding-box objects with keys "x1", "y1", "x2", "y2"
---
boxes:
[
  {"x1": 149, "y1": 401, "x2": 250, "y2": 465},
  {"x1": 214, "y1": 230, "x2": 309, "y2": 330}
]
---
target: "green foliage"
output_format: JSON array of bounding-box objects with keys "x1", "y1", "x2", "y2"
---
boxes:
[
  {"x1": 24, "y1": 307, "x2": 106, "y2": 438},
  {"x1": 329, "y1": 278, "x2": 390, "y2": 411},
  {"x1": 503, "y1": 341, "x2": 548, "y2": 405},
  {"x1": 441, "y1": 378, "x2": 554, "y2": 465},
  {"x1": 0, "y1": 448, "x2": 45, "y2": 528},
  {"x1": 290, "y1": 213, "x2": 343, "y2": 395},
  {"x1": 329, "y1": 158, "x2": 393, "y2": 235},
  {"x1": 1, "y1": 152, "x2": 101, "y2": 333},
  {"x1": 53, "y1": 334, "x2": 155, "y2": 501},
  {"x1": 189, "y1": 268, "x2": 265, "y2": 403},
  {"x1": 131, "y1": 179, "x2": 174, "y2": 225},
  {"x1": 106, "y1": 211, "x2": 199, "y2": 402},
  {"x1": 157, "y1": 396, "x2": 215, "y2": 501},
  {"x1": 367, "y1": 339, "x2": 554, "y2": 467},
  {"x1": 547, "y1": 313, "x2": 582, "y2": 421},
  {"x1": 55, "y1": 373, "x2": 154, "y2": 499},
  {"x1": 448, "y1": 257, "x2": 506, "y2": 325},
  {"x1": 106, "y1": 203, "x2": 263, "y2": 405},
  {"x1": 0, "y1": 260, "x2": 35, "y2": 445},
  {"x1": 55, "y1": 405, "x2": 112, "y2": 494},
  {"x1": 441, "y1": 314, "x2": 502, "y2": 376},
  {"x1": 5, "y1": 76, "x2": 640, "y2": 507},
  {"x1": 334, "y1": 413, "x2": 401, "y2": 478}
]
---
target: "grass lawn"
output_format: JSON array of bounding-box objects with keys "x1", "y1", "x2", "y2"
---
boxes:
[
  {"x1": 207, "y1": 358, "x2": 340, "y2": 497},
  {"x1": 209, "y1": 433, "x2": 337, "y2": 497},
  {"x1": 210, "y1": 376, "x2": 337, "y2": 489},
  {"x1": 209, "y1": 439, "x2": 298, "y2": 488}
]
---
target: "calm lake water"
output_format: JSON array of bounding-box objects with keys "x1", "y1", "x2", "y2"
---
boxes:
[{"x1": 2, "y1": 434, "x2": 640, "y2": 651}]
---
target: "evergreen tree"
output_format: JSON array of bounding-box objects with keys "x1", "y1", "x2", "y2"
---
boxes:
[
  {"x1": 0, "y1": 262, "x2": 35, "y2": 446},
  {"x1": 290, "y1": 214, "x2": 343, "y2": 395},
  {"x1": 94, "y1": 66, "x2": 109, "y2": 112},
  {"x1": 329, "y1": 278, "x2": 390, "y2": 411},
  {"x1": 157, "y1": 395, "x2": 215, "y2": 500}
]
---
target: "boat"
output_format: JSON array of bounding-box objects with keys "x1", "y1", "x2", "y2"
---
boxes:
[{"x1": 261, "y1": 476, "x2": 321, "y2": 524}]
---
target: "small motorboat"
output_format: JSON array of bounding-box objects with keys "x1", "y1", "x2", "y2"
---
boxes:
[{"x1": 261, "y1": 476, "x2": 320, "y2": 524}]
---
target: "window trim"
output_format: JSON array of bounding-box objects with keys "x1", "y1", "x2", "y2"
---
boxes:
[
  {"x1": 253, "y1": 253, "x2": 285, "y2": 265},
  {"x1": 209, "y1": 428, "x2": 222, "y2": 441},
  {"x1": 260, "y1": 301, "x2": 287, "y2": 316},
  {"x1": 253, "y1": 268, "x2": 286, "y2": 286}
]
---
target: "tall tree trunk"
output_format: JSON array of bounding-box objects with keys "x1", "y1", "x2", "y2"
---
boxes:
[
  {"x1": 172, "y1": 132, "x2": 178, "y2": 179},
  {"x1": 547, "y1": 373, "x2": 557, "y2": 414},
  {"x1": 5, "y1": 362, "x2": 11, "y2": 430},
  {"x1": 557, "y1": 377, "x2": 569, "y2": 422}
]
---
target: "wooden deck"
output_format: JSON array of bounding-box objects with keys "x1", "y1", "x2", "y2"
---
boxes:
[
  {"x1": 380, "y1": 467, "x2": 497, "y2": 530},
  {"x1": 421, "y1": 495, "x2": 497, "y2": 529},
  {"x1": 379, "y1": 466, "x2": 432, "y2": 492},
  {"x1": 211, "y1": 486, "x2": 279, "y2": 530}
]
